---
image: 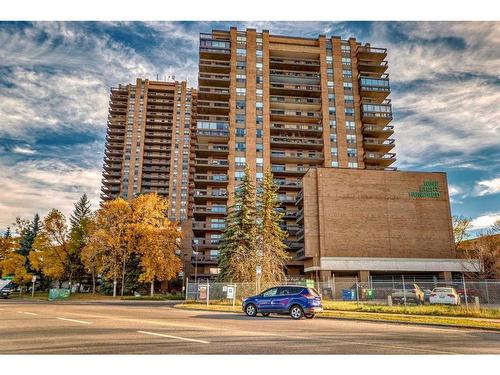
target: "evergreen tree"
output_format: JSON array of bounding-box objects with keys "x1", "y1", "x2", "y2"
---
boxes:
[
  {"x1": 4, "y1": 227, "x2": 11, "y2": 239},
  {"x1": 69, "y1": 194, "x2": 93, "y2": 291},
  {"x1": 218, "y1": 165, "x2": 259, "y2": 282},
  {"x1": 257, "y1": 169, "x2": 290, "y2": 282}
]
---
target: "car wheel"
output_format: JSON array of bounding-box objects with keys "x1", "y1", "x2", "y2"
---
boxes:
[
  {"x1": 304, "y1": 313, "x2": 315, "y2": 319},
  {"x1": 290, "y1": 305, "x2": 304, "y2": 320},
  {"x1": 245, "y1": 303, "x2": 257, "y2": 317},
  {"x1": 261, "y1": 312, "x2": 270, "y2": 317}
]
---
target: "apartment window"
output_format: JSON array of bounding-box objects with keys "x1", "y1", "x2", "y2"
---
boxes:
[
  {"x1": 237, "y1": 48, "x2": 246, "y2": 56},
  {"x1": 256, "y1": 37, "x2": 263, "y2": 45},
  {"x1": 256, "y1": 157, "x2": 263, "y2": 167},
  {"x1": 347, "y1": 148, "x2": 357, "y2": 157},
  {"x1": 236, "y1": 100, "x2": 245, "y2": 109},
  {"x1": 254, "y1": 101, "x2": 262, "y2": 110},
  {"x1": 343, "y1": 82, "x2": 353, "y2": 90},
  {"x1": 342, "y1": 57, "x2": 352, "y2": 66},
  {"x1": 256, "y1": 50, "x2": 263, "y2": 57},
  {"x1": 343, "y1": 69, "x2": 352, "y2": 78},
  {"x1": 327, "y1": 68, "x2": 333, "y2": 74},
  {"x1": 236, "y1": 114, "x2": 245, "y2": 124},
  {"x1": 328, "y1": 93, "x2": 335, "y2": 102},
  {"x1": 256, "y1": 115, "x2": 263, "y2": 125},
  {"x1": 235, "y1": 156, "x2": 246, "y2": 167},
  {"x1": 236, "y1": 128, "x2": 246, "y2": 137},
  {"x1": 345, "y1": 108, "x2": 355, "y2": 117},
  {"x1": 237, "y1": 61, "x2": 246, "y2": 70},
  {"x1": 235, "y1": 171, "x2": 245, "y2": 181},
  {"x1": 326, "y1": 56, "x2": 333, "y2": 63},
  {"x1": 256, "y1": 76, "x2": 263, "y2": 84},
  {"x1": 256, "y1": 62, "x2": 263, "y2": 70},
  {"x1": 329, "y1": 106, "x2": 336, "y2": 115},
  {"x1": 236, "y1": 87, "x2": 246, "y2": 95},
  {"x1": 331, "y1": 161, "x2": 339, "y2": 167},
  {"x1": 331, "y1": 147, "x2": 338, "y2": 156},
  {"x1": 347, "y1": 134, "x2": 357, "y2": 144},
  {"x1": 344, "y1": 95, "x2": 354, "y2": 104},
  {"x1": 327, "y1": 81, "x2": 334, "y2": 88},
  {"x1": 236, "y1": 74, "x2": 246, "y2": 82},
  {"x1": 209, "y1": 267, "x2": 220, "y2": 275},
  {"x1": 256, "y1": 172, "x2": 264, "y2": 181},
  {"x1": 329, "y1": 120, "x2": 337, "y2": 128},
  {"x1": 236, "y1": 143, "x2": 246, "y2": 151},
  {"x1": 256, "y1": 143, "x2": 263, "y2": 152},
  {"x1": 346, "y1": 120, "x2": 355, "y2": 129},
  {"x1": 330, "y1": 133, "x2": 337, "y2": 143},
  {"x1": 348, "y1": 162, "x2": 358, "y2": 168},
  {"x1": 256, "y1": 88, "x2": 263, "y2": 96},
  {"x1": 256, "y1": 129, "x2": 263, "y2": 138},
  {"x1": 237, "y1": 36, "x2": 246, "y2": 43},
  {"x1": 341, "y1": 44, "x2": 351, "y2": 53}
]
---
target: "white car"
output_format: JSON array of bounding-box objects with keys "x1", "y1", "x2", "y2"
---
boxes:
[{"x1": 429, "y1": 287, "x2": 461, "y2": 305}]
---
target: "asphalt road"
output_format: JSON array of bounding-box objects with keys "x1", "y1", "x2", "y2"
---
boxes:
[{"x1": 1, "y1": 300, "x2": 499, "y2": 354}]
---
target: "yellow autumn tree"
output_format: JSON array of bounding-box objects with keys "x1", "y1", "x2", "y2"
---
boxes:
[
  {"x1": 0, "y1": 253, "x2": 32, "y2": 286},
  {"x1": 83, "y1": 198, "x2": 132, "y2": 296},
  {"x1": 29, "y1": 209, "x2": 71, "y2": 287},
  {"x1": 129, "y1": 194, "x2": 182, "y2": 296}
]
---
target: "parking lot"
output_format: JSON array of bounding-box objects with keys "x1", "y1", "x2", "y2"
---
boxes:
[{"x1": 1, "y1": 300, "x2": 499, "y2": 354}]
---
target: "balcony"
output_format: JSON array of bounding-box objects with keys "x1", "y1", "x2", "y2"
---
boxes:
[
  {"x1": 270, "y1": 109, "x2": 322, "y2": 123},
  {"x1": 359, "y1": 77, "x2": 391, "y2": 101},
  {"x1": 363, "y1": 138, "x2": 395, "y2": 152},
  {"x1": 272, "y1": 166, "x2": 310, "y2": 176},
  {"x1": 196, "y1": 100, "x2": 230, "y2": 115},
  {"x1": 192, "y1": 238, "x2": 221, "y2": 250},
  {"x1": 194, "y1": 174, "x2": 228, "y2": 187},
  {"x1": 295, "y1": 190, "x2": 303, "y2": 205},
  {"x1": 271, "y1": 151, "x2": 323, "y2": 163},
  {"x1": 199, "y1": 59, "x2": 231, "y2": 74},
  {"x1": 193, "y1": 189, "x2": 228, "y2": 202},
  {"x1": 270, "y1": 83, "x2": 321, "y2": 98},
  {"x1": 364, "y1": 152, "x2": 396, "y2": 167},
  {"x1": 362, "y1": 124, "x2": 394, "y2": 137},
  {"x1": 193, "y1": 205, "x2": 227, "y2": 217},
  {"x1": 358, "y1": 59, "x2": 388, "y2": 74},
  {"x1": 195, "y1": 144, "x2": 229, "y2": 156},
  {"x1": 198, "y1": 86, "x2": 230, "y2": 101},
  {"x1": 198, "y1": 73, "x2": 230, "y2": 88},
  {"x1": 296, "y1": 207, "x2": 304, "y2": 223},
  {"x1": 361, "y1": 102, "x2": 393, "y2": 126},
  {"x1": 270, "y1": 95, "x2": 322, "y2": 109},
  {"x1": 277, "y1": 195, "x2": 297, "y2": 204},
  {"x1": 199, "y1": 37, "x2": 231, "y2": 60},
  {"x1": 190, "y1": 255, "x2": 220, "y2": 265},
  {"x1": 195, "y1": 158, "x2": 229, "y2": 171},
  {"x1": 275, "y1": 179, "x2": 302, "y2": 190},
  {"x1": 356, "y1": 46, "x2": 387, "y2": 62},
  {"x1": 192, "y1": 221, "x2": 226, "y2": 233},
  {"x1": 270, "y1": 123, "x2": 323, "y2": 134},
  {"x1": 270, "y1": 136, "x2": 323, "y2": 150},
  {"x1": 269, "y1": 58, "x2": 320, "y2": 72}
]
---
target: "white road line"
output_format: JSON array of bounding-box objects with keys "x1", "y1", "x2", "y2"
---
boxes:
[
  {"x1": 56, "y1": 317, "x2": 92, "y2": 325},
  {"x1": 137, "y1": 330, "x2": 210, "y2": 344},
  {"x1": 22, "y1": 312, "x2": 38, "y2": 316}
]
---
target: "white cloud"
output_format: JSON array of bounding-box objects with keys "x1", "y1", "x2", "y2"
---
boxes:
[
  {"x1": 0, "y1": 158, "x2": 102, "y2": 228},
  {"x1": 474, "y1": 177, "x2": 500, "y2": 196},
  {"x1": 448, "y1": 185, "x2": 462, "y2": 197},
  {"x1": 12, "y1": 146, "x2": 36, "y2": 155},
  {"x1": 470, "y1": 213, "x2": 500, "y2": 230}
]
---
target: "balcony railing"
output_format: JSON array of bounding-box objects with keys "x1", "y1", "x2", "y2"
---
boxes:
[{"x1": 272, "y1": 166, "x2": 309, "y2": 174}]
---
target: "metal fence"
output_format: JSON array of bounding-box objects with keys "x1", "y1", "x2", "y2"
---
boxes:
[{"x1": 185, "y1": 277, "x2": 500, "y2": 306}]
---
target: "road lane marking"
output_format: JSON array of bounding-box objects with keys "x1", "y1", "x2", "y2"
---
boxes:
[
  {"x1": 137, "y1": 330, "x2": 210, "y2": 344},
  {"x1": 22, "y1": 312, "x2": 38, "y2": 316},
  {"x1": 56, "y1": 317, "x2": 92, "y2": 325}
]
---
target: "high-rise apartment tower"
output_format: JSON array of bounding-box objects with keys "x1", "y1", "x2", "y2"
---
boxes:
[
  {"x1": 192, "y1": 27, "x2": 394, "y2": 278},
  {"x1": 101, "y1": 79, "x2": 196, "y2": 221}
]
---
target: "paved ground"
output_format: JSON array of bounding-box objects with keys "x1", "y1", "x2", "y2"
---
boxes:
[{"x1": 1, "y1": 300, "x2": 499, "y2": 354}]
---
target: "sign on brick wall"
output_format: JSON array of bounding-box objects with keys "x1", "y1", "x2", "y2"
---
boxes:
[{"x1": 409, "y1": 180, "x2": 440, "y2": 198}]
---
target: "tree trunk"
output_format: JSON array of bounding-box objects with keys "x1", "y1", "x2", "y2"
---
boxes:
[
  {"x1": 121, "y1": 259, "x2": 126, "y2": 296},
  {"x1": 150, "y1": 281, "x2": 154, "y2": 296},
  {"x1": 113, "y1": 273, "x2": 117, "y2": 297},
  {"x1": 92, "y1": 269, "x2": 96, "y2": 294}
]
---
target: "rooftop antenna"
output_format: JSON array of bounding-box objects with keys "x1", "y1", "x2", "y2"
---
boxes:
[{"x1": 156, "y1": 73, "x2": 159, "y2": 81}]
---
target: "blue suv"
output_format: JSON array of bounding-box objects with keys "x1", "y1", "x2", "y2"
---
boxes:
[{"x1": 242, "y1": 285, "x2": 323, "y2": 319}]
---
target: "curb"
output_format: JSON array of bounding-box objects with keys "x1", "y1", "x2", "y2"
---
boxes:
[{"x1": 173, "y1": 305, "x2": 500, "y2": 332}]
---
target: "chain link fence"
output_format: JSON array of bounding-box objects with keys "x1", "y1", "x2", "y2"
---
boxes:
[{"x1": 185, "y1": 277, "x2": 500, "y2": 306}]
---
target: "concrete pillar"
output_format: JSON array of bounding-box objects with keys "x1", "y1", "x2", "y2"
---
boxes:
[
  {"x1": 319, "y1": 270, "x2": 332, "y2": 283},
  {"x1": 440, "y1": 271, "x2": 452, "y2": 281},
  {"x1": 358, "y1": 270, "x2": 370, "y2": 283}
]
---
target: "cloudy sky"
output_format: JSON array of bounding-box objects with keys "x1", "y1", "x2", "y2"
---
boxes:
[{"x1": 0, "y1": 21, "x2": 499, "y2": 232}]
